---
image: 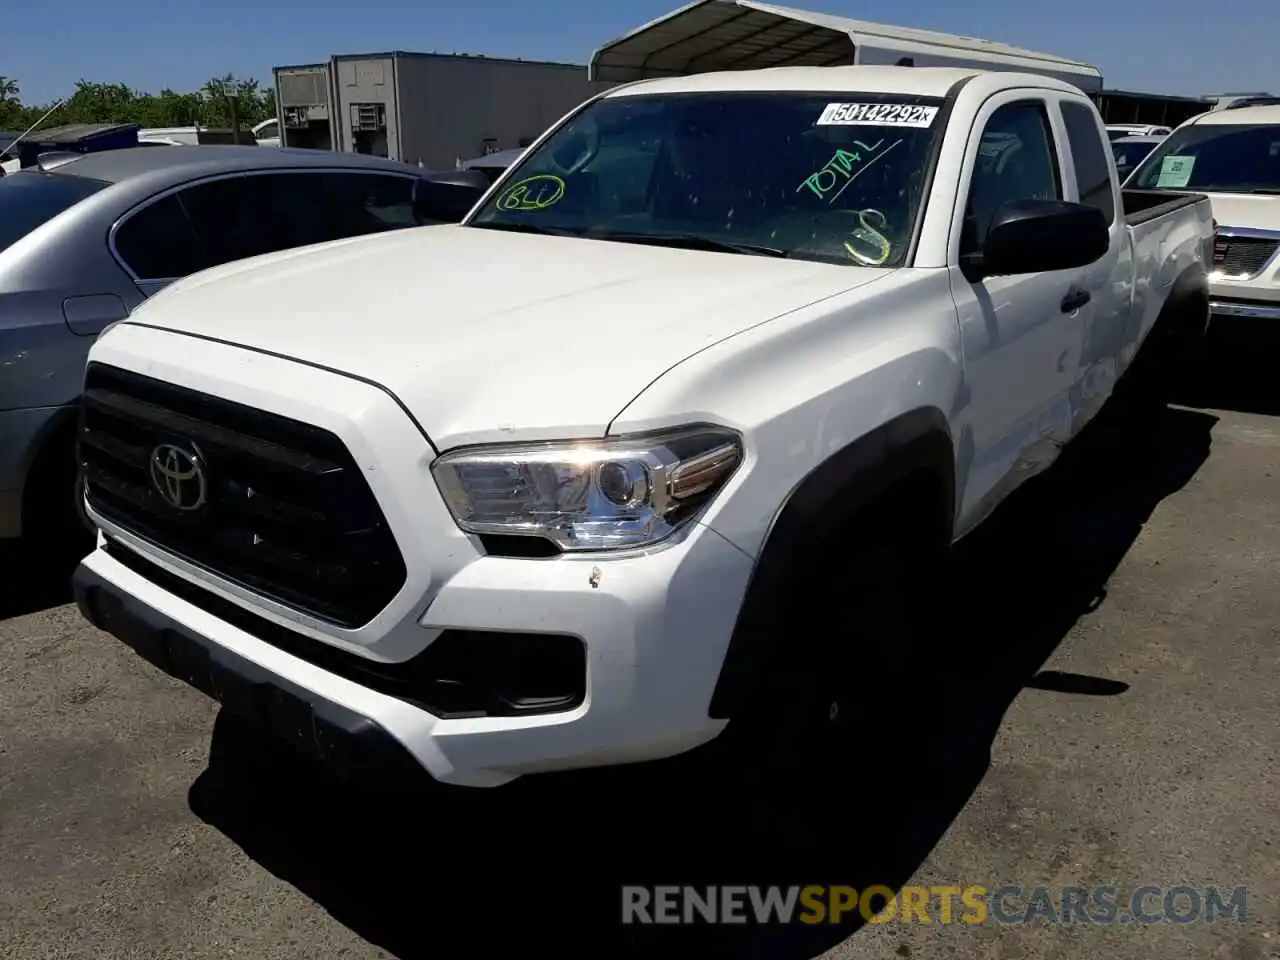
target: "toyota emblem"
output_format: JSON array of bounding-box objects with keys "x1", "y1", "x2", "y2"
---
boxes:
[{"x1": 150, "y1": 442, "x2": 208, "y2": 512}]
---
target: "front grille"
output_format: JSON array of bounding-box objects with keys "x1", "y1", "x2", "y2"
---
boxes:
[
  {"x1": 1213, "y1": 234, "x2": 1280, "y2": 278},
  {"x1": 79, "y1": 362, "x2": 407, "y2": 628}
]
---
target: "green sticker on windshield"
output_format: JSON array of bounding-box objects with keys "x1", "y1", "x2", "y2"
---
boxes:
[
  {"x1": 1155, "y1": 155, "x2": 1195, "y2": 188},
  {"x1": 497, "y1": 174, "x2": 565, "y2": 211}
]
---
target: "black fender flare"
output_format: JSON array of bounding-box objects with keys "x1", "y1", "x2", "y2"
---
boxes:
[
  {"x1": 1150, "y1": 260, "x2": 1210, "y2": 342},
  {"x1": 1120, "y1": 260, "x2": 1211, "y2": 394},
  {"x1": 707, "y1": 407, "x2": 956, "y2": 720}
]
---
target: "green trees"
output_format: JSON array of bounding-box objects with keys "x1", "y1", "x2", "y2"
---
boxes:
[{"x1": 0, "y1": 75, "x2": 277, "y2": 132}]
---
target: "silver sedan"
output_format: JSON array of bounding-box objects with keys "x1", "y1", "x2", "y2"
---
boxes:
[{"x1": 0, "y1": 145, "x2": 488, "y2": 563}]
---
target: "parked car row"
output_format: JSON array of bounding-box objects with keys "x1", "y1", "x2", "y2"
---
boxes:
[
  {"x1": 0, "y1": 145, "x2": 493, "y2": 566},
  {"x1": 137, "y1": 119, "x2": 284, "y2": 147}
]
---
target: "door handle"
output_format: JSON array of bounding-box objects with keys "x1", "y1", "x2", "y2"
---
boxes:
[{"x1": 1061, "y1": 287, "x2": 1090, "y2": 314}]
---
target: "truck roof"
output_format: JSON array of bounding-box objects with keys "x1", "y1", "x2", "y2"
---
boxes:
[{"x1": 605, "y1": 65, "x2": 1082, "y2": 99}]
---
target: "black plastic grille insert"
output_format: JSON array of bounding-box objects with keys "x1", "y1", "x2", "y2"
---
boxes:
[{"x1": 79, "y1": 362, "x2": 407, "y2": 628}]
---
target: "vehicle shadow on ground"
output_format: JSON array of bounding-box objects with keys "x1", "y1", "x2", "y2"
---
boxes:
[
  {"x1": 1176, "y1": 317, "x2": 1280, "y2": 416},
  {"x1": 0, "y1": 540, "x2": 81, "y2": 621},
  {"x1": 188, "y1": 402, "x2": 1216, "y2": 959}
]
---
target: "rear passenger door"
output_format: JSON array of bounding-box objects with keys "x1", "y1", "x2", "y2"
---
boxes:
[
  {"x1": 948, "y1": 95, "x2": 1086, "y2": 522},
  {"x1": 1054, "y1": 97, "x2": 1132, "y2": 432}
]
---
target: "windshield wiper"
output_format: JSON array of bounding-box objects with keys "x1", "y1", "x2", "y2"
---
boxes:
[
  {"x1": 589, "y1": 230, "x2": 788, "y2": 258},
  {"x1": 467, "y1": 221, "x2": 581, "y2": 238},
  {"x1": 1247, "y1": 188, "x2": 1280, "y2": 195}
]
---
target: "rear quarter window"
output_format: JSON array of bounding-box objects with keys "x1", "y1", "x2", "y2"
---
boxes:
[
  {"x1": 0, "y1": 171, "x2": 108, "y2": 252},
  {"x1": 1061, "y1": 101, "x2": 1116, "y2": 226}
]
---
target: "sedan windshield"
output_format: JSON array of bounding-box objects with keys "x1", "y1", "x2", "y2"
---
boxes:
[
  {"x1": 467, "y1": 91, "x2": 947, "y2": 267},
  {"x1": 0, "y1": 170, "x2": 108, "y2": 252},
  {"x1": 1129, "y1": 123, "x2": 1280, "y2": 194}
]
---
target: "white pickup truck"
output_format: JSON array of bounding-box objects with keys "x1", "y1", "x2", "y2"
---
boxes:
[{"x1": 72, "y1": 67, "x2": 1213, "y2": 804}]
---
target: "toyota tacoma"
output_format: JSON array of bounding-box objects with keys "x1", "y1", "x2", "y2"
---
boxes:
[{"x1": 71, "y1": 67, "x2": 1213, "y2": 801}]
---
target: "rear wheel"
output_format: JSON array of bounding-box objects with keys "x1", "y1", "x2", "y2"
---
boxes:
[{"x1": 1112, "y1": 293, "x2": 1210, "y2": 419}]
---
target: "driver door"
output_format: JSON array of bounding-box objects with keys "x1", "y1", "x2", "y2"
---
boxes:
[{"x1": 948, "y1": 96, "x2": 1087, "y2": 524}]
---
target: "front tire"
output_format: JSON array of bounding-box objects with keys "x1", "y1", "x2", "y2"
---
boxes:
[{"x1": 678, "y1": 491, "x2": 948, "y2": 854}]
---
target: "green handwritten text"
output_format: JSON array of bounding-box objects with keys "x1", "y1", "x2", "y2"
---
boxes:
[
  {"x1": 497, "y1": 174, "x2": 566, "y2": 211},
  {"x1": 844, "y1": 209, "x2": 893, "y2": 266},
  {"x1": 797, "y1": 141, "x2": 885, "y2": 199}
]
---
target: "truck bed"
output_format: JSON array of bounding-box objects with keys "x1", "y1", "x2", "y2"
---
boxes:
[{"x1": 1122, "y1": 188, "x2": 1209, "y2": 226}]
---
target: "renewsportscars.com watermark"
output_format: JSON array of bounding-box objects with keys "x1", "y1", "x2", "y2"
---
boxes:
[{"x1": 621, "y1": 884, "x2": 1249, "y2": 926}]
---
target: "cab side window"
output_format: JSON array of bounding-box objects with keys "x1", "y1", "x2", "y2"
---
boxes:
[
  {"x1": 961, "y1": 102, "x2": 1062, "y2": 256},
  {"x1": 1060, "y1": 101, "x2": 1117, "y2": 225},
  {"x1": 176, "y1": 173, "x2": 331, "y2": 268}
]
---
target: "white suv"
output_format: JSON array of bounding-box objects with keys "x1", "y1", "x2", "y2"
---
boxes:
[{"x1": 1127, "y1": 104, "x2": 1280, "y2": 321}]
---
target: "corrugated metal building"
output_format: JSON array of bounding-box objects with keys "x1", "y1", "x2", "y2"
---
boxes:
[
  {"x1": 589, "y1": 0, "x2": 1217, "y2": 126},
  {"x1": 273, "y1": 51, "x2": 610, "y2": 168},
  {"x1": 589, "y1": 0, "x2": 1104, "y2": 91}
]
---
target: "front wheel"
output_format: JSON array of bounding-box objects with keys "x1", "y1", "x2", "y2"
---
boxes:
[{"x1": 676, "y1": 497, "x2": 948, "y2": 854}]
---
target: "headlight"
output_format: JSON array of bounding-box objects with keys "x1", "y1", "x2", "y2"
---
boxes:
[{"x1": 431, "y1": 426, "x2": 743, "y2": 551}]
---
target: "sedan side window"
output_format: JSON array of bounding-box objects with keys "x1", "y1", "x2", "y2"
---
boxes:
[
  {"x1": 961, "y1": 102, "x2": 1062, "y2": 256},
  {"x1": 319, "y1": 173, "x2": 419, "y2": 231},
  {"x1": 113, "y1": 194, "x2": 208, "y2": 282},
  {"x1": 177, "y1": 173, "x2": 331, "y2": 267}
]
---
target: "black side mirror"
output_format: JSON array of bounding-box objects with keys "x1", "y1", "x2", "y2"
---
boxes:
[{"x1": 961, "y1": 198, "x2": 1109, "y2": 282}]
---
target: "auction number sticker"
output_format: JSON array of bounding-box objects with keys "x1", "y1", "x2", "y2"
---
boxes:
[
  {"x1": 817, "y1": 102, "x2": 939, "y2": 127},
  {"x1": 1155, "y1": 155, "x2": 1195, "y2": 188}
]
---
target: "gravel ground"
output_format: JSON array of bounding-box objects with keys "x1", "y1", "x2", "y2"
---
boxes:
[{"x1": 0, "y1": 326, "x2": 1277, "y2": 960}]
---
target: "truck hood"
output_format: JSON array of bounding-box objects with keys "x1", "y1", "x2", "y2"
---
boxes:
[
  {"x1": 125, "y1": 224, "x2": 888, "y2": 449},
  {"x1": 1200, "y1": 193, "x2": 1280, "y2": 232}
]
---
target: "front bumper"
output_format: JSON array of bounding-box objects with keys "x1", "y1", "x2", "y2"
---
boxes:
[
  {"x1": 74, "y1": 560, "x2": 428, "y2": 786},
  {"x1": 76, "y1": 516, "x2": 753, "y2": 787},
  {"x1": 74, "y1": 324, "x2": 756, "y2": 787},
  {"x1": 1209, "y1": 298, "x2": 1280, "y2": 320}
]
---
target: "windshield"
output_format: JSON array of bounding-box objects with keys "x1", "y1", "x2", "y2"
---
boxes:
[
  {"x1": 0, "y1": 171, "x2": 108, "y2": 252},
  {"x1": 1129, "y1": 122, "x2": 1280, "y2": 193},
  {"x1": 467, "y1": 91, "x2": 947, "y2": 267}
]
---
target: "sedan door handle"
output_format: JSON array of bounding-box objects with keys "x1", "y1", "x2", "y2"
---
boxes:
[{"x1": 1061, "y1": 287, "x2": 1090, "y2": 314}]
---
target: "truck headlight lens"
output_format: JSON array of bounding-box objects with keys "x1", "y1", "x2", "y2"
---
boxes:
[{"x1": 431, "y1": 427, "x2": 743, "y2": 551}]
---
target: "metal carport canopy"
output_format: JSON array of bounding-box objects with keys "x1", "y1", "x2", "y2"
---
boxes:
[{"x1": 589, "y1": 0, "x2": 1102, "y2": 91}]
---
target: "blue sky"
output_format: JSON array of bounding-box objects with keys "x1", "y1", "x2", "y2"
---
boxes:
[{"x1": 2, "y1": 0, "x2": 1274, "y2": 105}]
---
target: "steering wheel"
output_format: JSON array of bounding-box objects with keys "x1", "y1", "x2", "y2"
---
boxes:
[{"x1": 547, "y1": 121, "x2": 600, "y2": 175}]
